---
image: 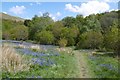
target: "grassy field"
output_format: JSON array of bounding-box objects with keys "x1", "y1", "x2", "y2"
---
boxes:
[
  {"x1": 1, "y1": 41, "x2": 120, "y2": 78},
  {"x1": 82, "y1": 50, "x2": 119, "y2": 78},
  {"x1": 2, "y1": 42, "x2": 78, "y2": 78}
]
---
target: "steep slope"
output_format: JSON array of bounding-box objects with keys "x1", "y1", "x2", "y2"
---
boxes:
[{"x1": 0, "y1": 13, "x2": 24, "y2": 22}]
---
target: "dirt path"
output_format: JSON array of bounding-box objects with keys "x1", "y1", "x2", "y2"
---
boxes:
[
  {"x1": 56, "y1": 47, "x2": 92, "y2": 78},
  {"x1": 73, "y1": 50, "x2": 91, "y2": 78}
]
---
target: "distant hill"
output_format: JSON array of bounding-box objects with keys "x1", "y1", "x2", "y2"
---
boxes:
[{"x1": 0, "y1": 13, "x2": 24, "y2": 22}]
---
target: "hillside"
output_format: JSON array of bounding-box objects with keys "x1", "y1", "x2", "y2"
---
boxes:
[{"x1": 0, "y1": 13, "x2": 24, "y2": 22}]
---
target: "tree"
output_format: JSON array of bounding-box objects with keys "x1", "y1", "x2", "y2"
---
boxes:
[
  {"x1": 2, "y1": 30, "x2": 10, "y2": 40},
  {"x1": 60, "y1": 27, "x2": 69, "y2": 39},
  {"x1": 104, "y1": 21, "x2": 118, "y2": 51},
  {"x1": 79, "y1": 25, "x2": 89, "y2": 34},
  {"x1": 24, "y1": 19, "x2": 32, "y2": 27},
  {"x1": 29, "y1": 14, "x2": 54, "y2": 40},
  {"x1": 9, "y1": 25, "x2": 28, "y2": 40},
  {"x1": 85, "y1": 14, "x2": 102, "y2": 32},
  {"x1": 35, "y1": 30, "x2": 54, "y2": 44},
  {"x1": 75, "y1": 15, "x2": 84, "y2": 25},
  {"x1": 2, "y1": 19, "x2": 28, "y2": 40},
  {"x1": 52, "y1": 21, "x2": 64, "y2": 39},
  {"x1": 62, "y1": 16, "x2": 76, "y2": 28},
  {"x1": 58, "y1": 25, "x2": 80, "y2": 46},
  {"x1": 75, "y1": 15, "x2": 85, "y2": 33},
  {"x1": 67, "y1": 26, "x2": 79, "y2": 46},
  {"x1": 43, "y1": 12, "x2": 49, "y2": 17},
  {"x1": 46, "y1": 24, "x2": 54, "y2": 31},
  {"x1": 99, "y1": 11, "x2": 118, "y2": 34},
  {"x1": 77, "y1": 30, "x2": 103, "y2": 49}
]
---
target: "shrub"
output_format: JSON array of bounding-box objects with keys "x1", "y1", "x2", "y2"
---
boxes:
[
  {"x1": 67, "y1": 37, "x2": 75, "y2": 46},
  {"x1": 77, "y1": 31, "x2": 103, "y2": 49},
  {"x1": 9, "y1": 25, "x2": 28, "y2": 40},
  {"x1": 1, "y1": 43, "x2": 30, "y2": 74},
  {"x1": 58, "y1": 38, "x2": 67, "y2": 47},
  {"x1": 59, "y1": 26, "x2": 79, "y2": 46},
  {"x1": 104, "y1": 26, "x2": 118, "y2": 52},
  {"x1": 35, "y1": 30, "x2": 54, "y2": 44}
]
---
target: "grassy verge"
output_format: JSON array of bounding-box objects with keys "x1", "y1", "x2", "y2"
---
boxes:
[
  {"x1": 84, "y1": 52, "x2": 119, "y2": 78},
  {"x1": 2, "y1": 46, "x2": 78, "y2": 78},
  {"x1": 76, "y1": 50, "x2": 95, "y2": 78}
]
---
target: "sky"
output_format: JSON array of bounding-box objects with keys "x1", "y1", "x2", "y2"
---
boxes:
[{"x1": 2, "y1": 0, "x2": 119, "y2": 21}]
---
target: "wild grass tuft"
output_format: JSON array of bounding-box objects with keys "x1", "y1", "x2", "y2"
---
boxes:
[{"x1": 1, "y1": 43, "x2": 30, "y2": 74}]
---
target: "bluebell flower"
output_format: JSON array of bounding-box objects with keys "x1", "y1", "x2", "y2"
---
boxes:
[
  {"x1": 89, "y1": 55, "x2": 97, "y2": 61},
  {"x1": 32, "y1": 75, "x2": 34, "y2": 78},
  {"x1": 99, "y1": 64, "x2": 115, "y2": 71},
  {"x1": 37, "y1": 76, "x2": 41, "y2": 78},
  {"x1": 39, "y1": 62, "x2": 44, "y2": 66}
]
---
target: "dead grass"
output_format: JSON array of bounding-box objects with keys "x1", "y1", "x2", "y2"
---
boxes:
[
  {"x1": 1, "y1": 43, "x2": 30, "y2": 74},
  {"x1": 56, "y1": 47, "x2": 74, "y2": 55}
]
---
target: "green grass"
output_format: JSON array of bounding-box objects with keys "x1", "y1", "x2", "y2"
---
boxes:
[
  {"x1": 84, "y1": 52, "x2": 120, "y2": 78},
  {"x1": 2, "y1": 45, "x2": 119, "y2": 78},
  {"x1": 2, "y1": 47, "x2": 78, "y2": 78}
]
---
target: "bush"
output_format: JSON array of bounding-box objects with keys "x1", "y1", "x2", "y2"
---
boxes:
[
  {"x1": 104, "y1": 26, "x2": 118, "y2": 51},
  {"x1": 10, "y1": 25, "x2": 28, "y2": 40},
  {"x1": 59, "y1": 26, "x2": 79, "y2": 46},
  {"x1": 35, "y1": 30, "x2": 54, "y2": 44},
  {"x1": 58, "y1": 38, "x2": 68, "y2": 47},
  {"x1": 77, "y1": 31, "x2": 103, "y2": 49},
  {"x1": 67, "y1": 37, "x2": 75, "y2": 46},
  {"x1": 67, "y1": 26, "x2": 79, "y2": 46}
]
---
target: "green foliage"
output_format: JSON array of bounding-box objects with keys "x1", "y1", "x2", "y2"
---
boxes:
[
  {"x1": 28, "y1": 14, "x2": 54, "y2": 40},
  {"x1": 58, "y1": 26, "x2": 79, "y2": 46},
  {"x1": 2, "y1": 19, "x2": 23, "y2": 31},
  {"x1": 77, "y1": 31, "x2": 103, "y2": 49},
  {"x1": 52, "y1": 21, "x2": 63, "y2": 38},
  {"x1": 85, "y1": 14, "x2": 102, "y2": 32},
  {"x1": 2, "y1": 30, "x2": 11, "y2": 40},
  {"x1": 75, "y1": 15, "x2": 84, "y2": 26},
  {"x1": 79, "y1": 25, "x2": 89, "y2": 34},
  {"x1": 99, "y1": 11, "x2": 118, "y2": 33},
  {"x1": 60, "y1": 27, "x2": 69, "y2": 39},
  {"x1": 9, "y1": 25, "x2": 28, "y2": 40},
  {"x1": 75, "y1": 15, "x2": 87, "y2": 33},
  {"x1": 104, "y1": 21, "x2": 118, "y2": 51},
  {"x1": 62, "y1": 16, "x2": 76, "y2": 28},
  {"x1": 2, "y1": 47, "x2": 77, "y2": 78},
  {"x1": 35, "y1": 30, "x2": 54, "y2": 44},
  {"x1": 84, "y1": 52, "x2": 119, "y2": 78},
  {"x1": 69, "y1": 26, "x2": 79, "y2": 38},
  {"x1": 43, "y1": 12, "x2": 50, "y2": 17},
  {"x1": 46, "y1": 24, "x2": 54, "y2": 31},
  {"x1": 67, "y1": 26, "x2": 79, "y2": 46},
  {"x1": 50, "y1": 21, "x2": 79, "y2": 46},
  {"x1": 2, "y1": 19, "x2": 28, "y2": 40},
  {"x1": 24, "y1": 19, "x2": 32, "y2": 27},
  {"x1": 2, "y1": 10, "x2": 120, "y2": 78},
  {"x1": 2, "y1": 10, "x2": 119, "y2": 51},
  {"x1": 58, "y1": 38, "x2": 68, "y2": 47}
]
